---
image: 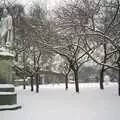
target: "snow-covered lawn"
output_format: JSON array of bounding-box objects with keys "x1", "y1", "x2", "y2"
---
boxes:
[{"x1": 0, "y1": 83, "x2": 120, "y2": 120}]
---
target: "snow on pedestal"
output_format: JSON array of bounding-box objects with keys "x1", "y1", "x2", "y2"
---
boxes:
[
  {"x1": 0, "y1": 47, "x2": 14, "y2": 58},
  {"x1": 0, "y1": 84, "x2": 14, "y2": 88},
  {"x1": 0, "y1": 104, "x2": 21, "y2": 111}
]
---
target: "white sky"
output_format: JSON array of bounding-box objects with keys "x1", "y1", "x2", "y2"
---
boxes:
[{"x1": 12, "y1": 0, "x2": 61, "y2": 11}]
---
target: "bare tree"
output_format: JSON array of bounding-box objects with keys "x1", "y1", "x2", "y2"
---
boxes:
[{"x1": 52, "y1": 0, "x2": 95, "y2": 92}]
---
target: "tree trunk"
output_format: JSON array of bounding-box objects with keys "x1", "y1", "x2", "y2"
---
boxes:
[
  {"x1": 23, "y1": 77, "x2": 26, "y2": 90},
  {"x1": 117, "y1": 51, "x2": 120, "y2": 96},
  {"x1": 100, "y1": 66, "x2": 104, "y2": 90},
  {"x1": 74, "y1": 70, "x2": 79, "y2": 93},
  {"x1": 118, "y1": 65, "x2": 120, "y2": 96},
  {"x1": 65, "y1": 74, "x2": 68, "y2": 90},
  {"x1": 23, "y1": 51, "x2": 26, "y2": 90},
  {"x1": 36, "y1": 73, "x2": 39, "y2": 93},
  {"x1": 99, "y1": 41, "x2": 107, "y2": 90},
  {"x1": 31, "y1": 76, "x2": 34, "y2": 92}
]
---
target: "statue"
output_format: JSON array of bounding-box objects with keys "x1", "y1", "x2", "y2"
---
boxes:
[{"x1": 0, "y1": 8, "x2": 13, "y2": 48}]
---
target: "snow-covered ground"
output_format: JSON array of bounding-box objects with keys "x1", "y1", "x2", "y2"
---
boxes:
[{"x1": 0, "y1": 83, "x2": 120, "y2": 120}]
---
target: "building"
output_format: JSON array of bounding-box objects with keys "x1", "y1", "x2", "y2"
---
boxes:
[{"x1": 39, "y1": 70, "x2": 65, "y2": 84}]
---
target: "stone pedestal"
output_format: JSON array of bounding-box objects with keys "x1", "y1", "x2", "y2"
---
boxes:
[
  {"x1": 0, "y1": 48, "x2": 21, "y2": 110},
  {"x1": 0, "y1": 84, "x2": 15, "y2": 92},
  {"x1": 0, "y1": 84, "x2": 21, "y2": 111},
  {"x1": 0, "y1": 92, "x2": 17, "y2": 105}
]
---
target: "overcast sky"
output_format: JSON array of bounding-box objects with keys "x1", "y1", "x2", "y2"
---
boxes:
[{"x1": 12, "y1": 0, "x2": 61, "y2": 11}]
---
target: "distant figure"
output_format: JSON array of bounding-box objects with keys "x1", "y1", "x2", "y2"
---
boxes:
[
  {"x1": 104, "y1": 75, "x2": 110, "y2": 85},
  {"x1": 0, "y1": 8, "x2": 13, "y2": 48}
]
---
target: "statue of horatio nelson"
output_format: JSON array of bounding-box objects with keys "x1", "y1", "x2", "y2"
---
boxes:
[{"x1": 0, "y1": 8, "x2": 13, "y2": 49}]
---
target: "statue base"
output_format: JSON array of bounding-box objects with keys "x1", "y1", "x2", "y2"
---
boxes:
[{"x1": 0, "y1": 84, "x2": 21, "y2": 111}]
